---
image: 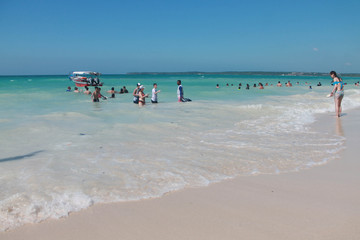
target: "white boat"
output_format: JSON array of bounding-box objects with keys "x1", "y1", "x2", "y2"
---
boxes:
[{"x1": 69, "y1": 71, "x2": 103, "y2": 87}]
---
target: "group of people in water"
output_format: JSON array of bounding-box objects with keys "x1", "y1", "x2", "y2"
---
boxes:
[
  {"x1": 66, "y1": 79, "x2": 190, "y2": 106},
  {"x1": 130, "y1": 80, "x2": 190, "y2": 105},
  {"x1": 131, "y1": 83, "x2": 160, "y2": 106},
  {"x1": 66, "y1": 71, "x2": 349, "y2": 117},
  {"x1": 216, "y1": 71, "x2": 346, "y2": 117},
  {"x1": 218, "y1": 80, "x2": 323, "y2": 90},
  {"x1": 66, "y1": 85, "x2": 128, "y2": 102}
]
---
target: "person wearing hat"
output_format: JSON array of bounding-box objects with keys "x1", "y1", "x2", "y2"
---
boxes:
[
  {"x1": 138, "y1": 85, "x2": 148, "y2": 106},
  {"x1": 132, "y1": 83, "x2": 141, "y2": 104}
]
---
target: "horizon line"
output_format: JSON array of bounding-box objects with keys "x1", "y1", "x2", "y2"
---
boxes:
[{"x1": 1, "y1": 71, "x2": 360, "y2": 77}]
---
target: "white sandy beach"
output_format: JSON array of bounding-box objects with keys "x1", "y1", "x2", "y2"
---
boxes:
[{"x1": 2, "y1": 109, "x2": 360, "y2": 240}]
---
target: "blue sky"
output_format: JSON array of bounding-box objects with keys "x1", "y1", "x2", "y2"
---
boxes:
[{"x1": 0, "y1": 0, "x2": 359, "y2": 75}]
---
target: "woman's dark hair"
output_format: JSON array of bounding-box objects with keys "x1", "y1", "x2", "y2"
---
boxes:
[{"x1": 330, "y1": 71, "x2": 342, "y2": 81}]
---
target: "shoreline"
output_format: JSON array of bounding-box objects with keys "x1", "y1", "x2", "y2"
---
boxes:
[{"x1": 2, "y1": 108, "x2": 360, "y2": 239}]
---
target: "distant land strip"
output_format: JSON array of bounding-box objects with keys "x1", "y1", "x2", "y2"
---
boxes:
[
  {"x1": 125, "y1": 71, "x2": 360, "y2": 77},
  {"x1": 1, "y1": 72, "x2": 359, "y2": 77}
]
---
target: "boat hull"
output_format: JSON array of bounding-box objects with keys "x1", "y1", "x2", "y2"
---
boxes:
[
  {"x1": 74, "y1": 81, "x2": 103, "y2": 87},
  {"x1": 70, "y1": 77, "x2": 103, "y2": 87}
]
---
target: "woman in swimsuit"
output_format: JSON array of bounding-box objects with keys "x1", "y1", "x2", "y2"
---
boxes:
[
  {"x1": 329, "y1": 71, "x2": 344, "y2": 117},
  {"x1": 138, "y1": 85, "x2": 148, "y2": 106}
]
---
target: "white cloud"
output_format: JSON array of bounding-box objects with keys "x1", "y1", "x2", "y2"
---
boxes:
[
  {"x1": 345, "y1": 62, "x2": 352, "y2": 66},
  {"x1": 313, "y1": 48, "x2": 319, "y2": 52}
]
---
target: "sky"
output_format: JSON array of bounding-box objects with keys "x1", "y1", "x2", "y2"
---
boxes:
[{"x1": 0, "y1": 0, "x2": 359, "y2": 75}]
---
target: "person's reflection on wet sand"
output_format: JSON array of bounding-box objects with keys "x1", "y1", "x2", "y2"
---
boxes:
[{"x1": 335, "y1": 117, "x2": 344, "y2": 136}]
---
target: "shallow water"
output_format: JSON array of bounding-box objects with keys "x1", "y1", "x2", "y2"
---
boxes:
[{"x1": 1, "y1": 73, "x2": 360, "y2": 231}]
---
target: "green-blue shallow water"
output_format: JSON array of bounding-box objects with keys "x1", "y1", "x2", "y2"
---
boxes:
[{"x1": 1, "y1": 73, "x2": 360, "y2": 231}]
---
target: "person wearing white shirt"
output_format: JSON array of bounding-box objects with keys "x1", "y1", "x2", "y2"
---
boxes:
[{"x1": 151, "y1": 83, "x2": 160, "y2": 103}]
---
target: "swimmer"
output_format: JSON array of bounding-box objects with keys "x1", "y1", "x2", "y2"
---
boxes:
[
  {"x1": 258, "y1": 83, "x2": 264, "y2": 89},
  {"x1": 107, "y1": 87, "x2": 116, "y2": 94},
  {"x1": 107, "y1": 87, "x2": 116, "y2": 98},
  {"x1": 277, "y1": 81, "x2": 282, "y2": 87},
  {"x1": 83, "y1": 86, "x2": 91, "y2": 95}
]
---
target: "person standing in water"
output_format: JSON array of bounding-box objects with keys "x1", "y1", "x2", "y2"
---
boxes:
[
  {"x1": 91, "y1": 87, "x2": 100, "y2": 102},
  {"x1": 177, "y1": 80, "x2": 184, "y2": 102},
  {"x1": 132, "y1": 83, "x2": 141, "y2": 104},
  {"x1": 91, "y1": 87, "x2": 107, "y2": 102},
  {"x1": 329, "y1": 71, "x2": 344, "y2": 117},
  {"x1": 151, "y1": 83, "x2": 160, "y2": 103},
  {"x1": 138, "y1": 85, "x2": 148, "y2": 106}
]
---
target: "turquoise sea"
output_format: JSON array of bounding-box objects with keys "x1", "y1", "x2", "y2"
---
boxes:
[{"x1": 1, "y1": 73, "x2": 360, "y2": 231}]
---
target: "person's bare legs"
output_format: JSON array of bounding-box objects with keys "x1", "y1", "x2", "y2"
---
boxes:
[{"x1": 335, "y1": 96, "x2": 343, "y2": 117}]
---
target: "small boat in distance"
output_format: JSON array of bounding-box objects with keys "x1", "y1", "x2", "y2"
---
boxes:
[{"x1": 69, "y1": 71, "x2": 104, "y2": 87}]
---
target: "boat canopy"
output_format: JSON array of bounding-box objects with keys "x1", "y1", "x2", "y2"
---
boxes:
[{"x1": 71, "y1": 71, "x2": 100, "y2": 76}]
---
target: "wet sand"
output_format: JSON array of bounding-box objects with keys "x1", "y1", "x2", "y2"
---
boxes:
[{"x1": 2, "y1": 109, "x2": 360, "y2": 240}]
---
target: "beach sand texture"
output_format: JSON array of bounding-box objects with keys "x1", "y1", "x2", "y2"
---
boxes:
[{"x1": 2, "y1": 109, "x2": 360, "y2": 240}]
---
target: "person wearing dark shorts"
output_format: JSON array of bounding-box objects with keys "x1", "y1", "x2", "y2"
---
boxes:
[{"x1": 151, "y1": 83, "x2": 160, "y2": 103}]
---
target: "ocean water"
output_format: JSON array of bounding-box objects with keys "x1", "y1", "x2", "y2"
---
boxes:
[{"x1": 1, "y1": 73, "x2": 360, "y2": 231}]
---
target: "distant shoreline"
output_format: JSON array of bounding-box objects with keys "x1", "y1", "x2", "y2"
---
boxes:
[
  {"x1": 1, "y1": 71, "x2": 360, "y2": 77},
  {"x1": 125, "y1": 71, "x2": 360, "y2": 77}
]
